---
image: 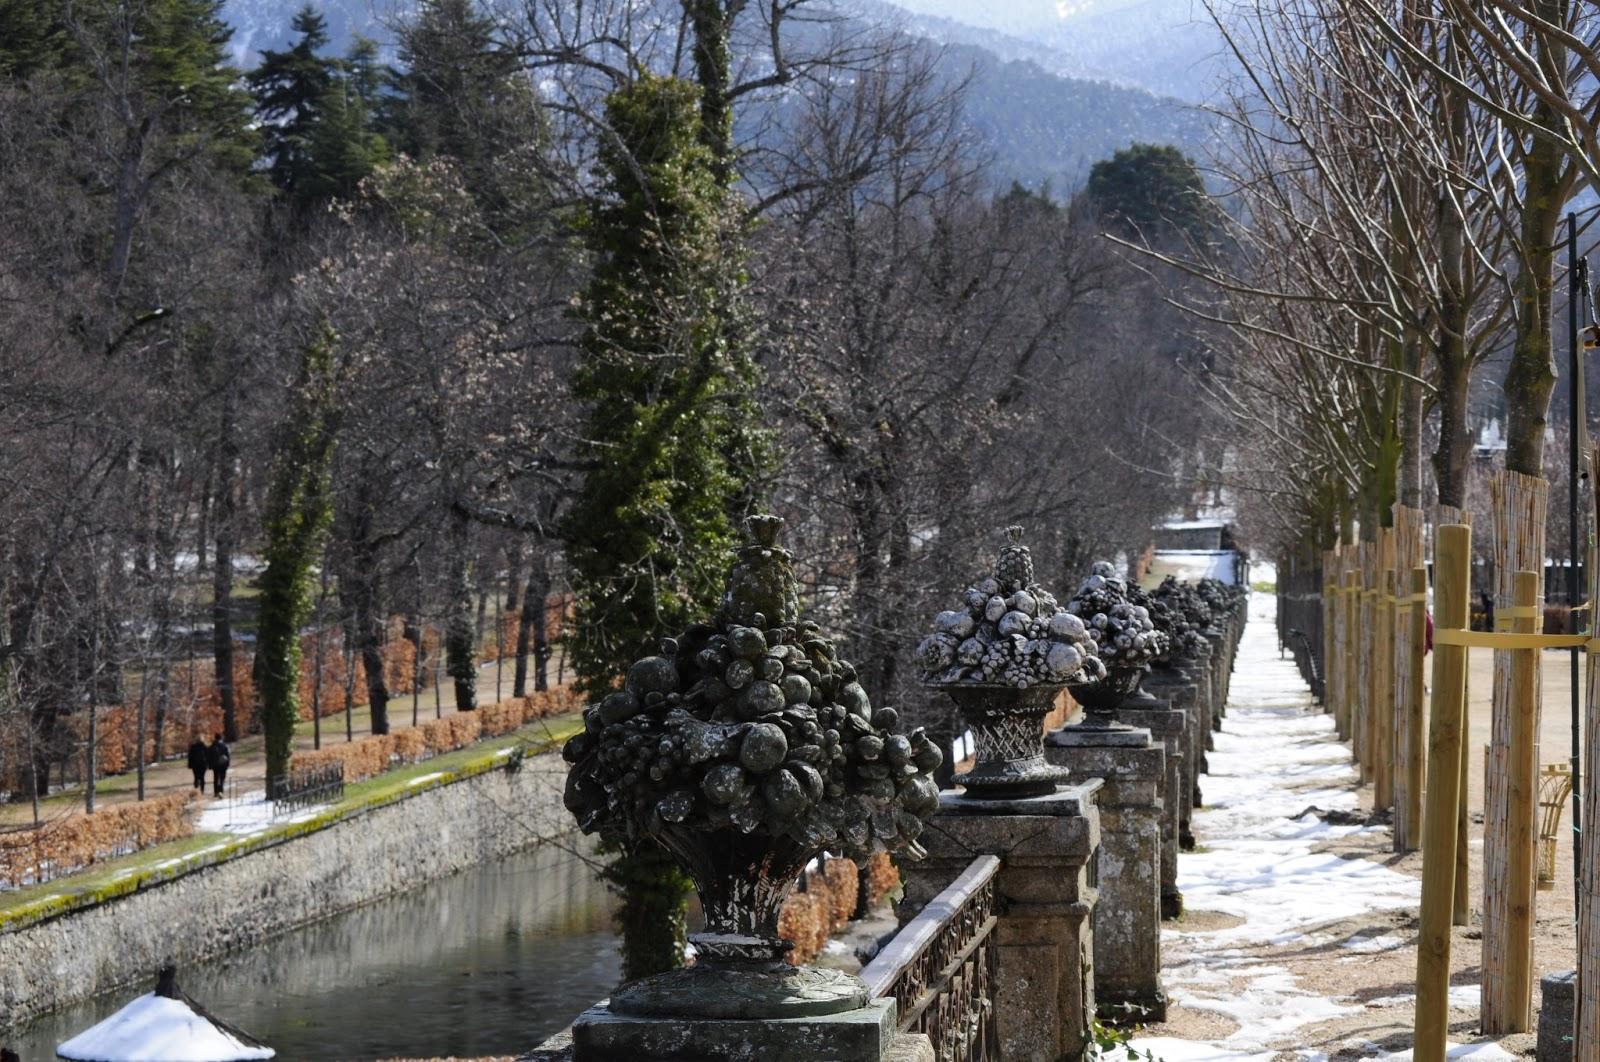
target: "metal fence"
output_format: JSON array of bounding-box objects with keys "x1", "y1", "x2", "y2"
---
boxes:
[
  {"x1": 860, "y1": 854, "x2": 1000, "y2": 1062},
  {"x1": 267, "y1": 763, "x2": 345, "y2": 816}
]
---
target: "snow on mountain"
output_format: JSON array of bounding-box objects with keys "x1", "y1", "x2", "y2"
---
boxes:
[{"x1": 882, "y1": 0, "x2": 1231, "y2": 101}]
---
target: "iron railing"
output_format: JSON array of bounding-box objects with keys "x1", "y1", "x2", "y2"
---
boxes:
[
  {"x1": 267, "y1": 762, "x2": 344, "y2": 816},
  {"x1": 860, "y1": 854, "x2": 1000, "y2": 1062}
]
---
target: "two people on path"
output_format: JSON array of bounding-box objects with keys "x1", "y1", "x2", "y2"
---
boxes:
[{"x1": 186, "y1": 734, "x2": 231, "y2": 797}]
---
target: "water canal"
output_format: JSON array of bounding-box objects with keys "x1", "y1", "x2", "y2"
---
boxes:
[{"x1": 6, "y1": 837, "x2": 618, "y2": 1061}]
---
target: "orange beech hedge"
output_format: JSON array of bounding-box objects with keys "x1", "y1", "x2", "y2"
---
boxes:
[
  {"x1": 286, "y1": 688, "x2": 584, "y2": 786},
  {"x1": 0, "y1": 790, "x2": 198, "y2": 890},
  {"x1": 777, "y1": 853, "x2": 901, "y2": 965},
  {"x1": 8, "y1": 598, "x2": 581, "y2": 793}
]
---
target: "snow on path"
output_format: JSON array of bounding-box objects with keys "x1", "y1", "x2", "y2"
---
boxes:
[
  {"x1": 196, "y1": 791, "x2": 322, "y2": 836},
  {"x1": 1117, "y1": 594, "x2": 1511, "y2": 1062}
]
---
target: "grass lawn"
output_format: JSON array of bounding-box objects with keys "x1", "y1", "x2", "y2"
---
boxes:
[{"x1": 0, "y1": 712, "x2": 587, "y2": 929}]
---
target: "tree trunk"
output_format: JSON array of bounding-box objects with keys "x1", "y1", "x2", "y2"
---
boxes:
[
  {"x1": 515, "y1": 548, "x2": 552, "y2": 697},
  {"x1": 684, "y1": 0, "x2": 733, "y2": 181},
  {"x1": 605, "y1": 838, "x2": 692, "y2": 981},
  {"x1": 1503, "y1": 113, "x2": 1566, "y2": 477},
  {"x1": 1400, "y1": 335, "x2": 1424, "y2": 508},
  {"x1": 1431, "y1": 27, "x2": 1474, "y2": 509},
  {"x1": 446, "y1": 511, "x2": 477, "y2": 711},
  {"x1": 213, "y1": 393, "x2": 239, "y2": 741},
  {"x1": 533, "y1": 567, "x2": 551, "y2": 693},
  {"x1": 349, "y1": 534, "x2": 391, "y2": 736}
]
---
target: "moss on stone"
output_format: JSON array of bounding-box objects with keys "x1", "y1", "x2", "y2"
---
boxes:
[{"x1": 0, "y1": 715, "x2": 585, "y2": 934}]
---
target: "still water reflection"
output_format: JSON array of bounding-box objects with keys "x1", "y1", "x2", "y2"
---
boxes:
[{"x1": 7, "y1": 838, "x2": 619, "y2": 1061}]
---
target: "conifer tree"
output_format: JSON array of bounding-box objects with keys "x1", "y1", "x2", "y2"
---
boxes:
[
  {"x1": 247, "y1": 6, "x2": 334, "y2": 195},
  {"x1": 299, "y1": 69, "x2": 390, "y2": 203},
  {"x1": 0, "y1": 0, "x2": 68, "y2": 78},
  {"x1": 1085, "y1": 143, "x2": 1217, "y2": 242},
  {"x1": 565, "y1": 72, "x2": 767, "y2": 698},
  {"x1": 565, "y1": 72, "x2": 769, "y2": 980},
  {"x1": 387, "y1": 0, "x2": 541, "y2": 218}
]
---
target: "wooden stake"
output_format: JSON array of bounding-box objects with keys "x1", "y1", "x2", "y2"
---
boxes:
[
  {"x1": 1393, "y1": 507, "x2": 1427, "y2": 849},
  {"x1": 1402, "y1": 565, "x2": 1428, "y2": 851},
  {"x1": 1414, "y1": 523, "x2": 1471, "y2": 1061},
  {"x1": 1361, "y1": 545, "x2": 1376, "y2": 780},
  {"x1": 1576, "y1": 491, "x2": 1600, "y2": 1054}
]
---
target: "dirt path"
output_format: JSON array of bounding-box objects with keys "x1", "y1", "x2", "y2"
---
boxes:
[{"x1": 1123, "y1": 594, "x2": 1568, "y2": 1060}]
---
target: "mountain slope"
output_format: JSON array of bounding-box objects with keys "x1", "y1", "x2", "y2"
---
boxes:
[
  {"x1": 221, "y1": 0, "x2": 1215, "y2": 191},
  {"x1": 883, "y1": 0, "x2": 1230, "y2": 102}
]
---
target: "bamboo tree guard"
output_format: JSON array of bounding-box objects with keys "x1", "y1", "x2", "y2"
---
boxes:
[
  {"x1": 1394, "y1": 506, "x2": 1427, "y2": 851},
  {"x1": 1345, "y1": 567, "x2": 1361, "y2": 750},
  {"x1": 1358, "y1": 542, "x2": 1376, "y2": 780},
  {"x1": 1482, "y1": 470, "x2": 1548, "y2": 1034},
  {"x1": 1415, "y1": 523, "x2": 1472, "y2": 1060},
  {"x1": 1323, "y1": 548, "x2": 1339, "y2": 725},
  {"x1": 1374, "y1": 528, "x2": 1397, "y2": 811},
  {"x1": 1435, "y1": 503, "x2": 1475, "y2": 927}
]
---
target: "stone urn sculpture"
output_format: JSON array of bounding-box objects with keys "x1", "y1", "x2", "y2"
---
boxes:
[
  {"x1": 562, "y1": 516, "x2": 943, "y2": 1020},
  {"x1": 916, "y1": 527, "x2": 1102, "y2": 799},
  {"x1": 1068, "y1": 664, "x2": 1148, "y2": 727},
  {"x1": 1059, "y1": 561, "x2": 1172, "y2": 727}
]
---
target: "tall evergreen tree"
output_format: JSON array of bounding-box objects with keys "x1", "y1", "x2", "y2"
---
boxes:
[
  {"x1": 565, "y1": 72, "x2": 767, "y2": 697},
  {"x1": 299, "y1": 70, "x2": 390, "y2": 203},
  {"x1": 564, "y1": 72, "x2": 768, "y2": 979},
  {"x1": 0, "y1": 0, "x2": 68, "y2": 78},
  {"x1": 386, "y1": 0, "x2": 540, "y2": 218},
  {"x1": 247, "y1": 6, "x2": 333, "y2": 195}
]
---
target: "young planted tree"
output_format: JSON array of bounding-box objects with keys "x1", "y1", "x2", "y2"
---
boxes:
[{"x1": 256, "y1": 325, "x2": 341, "y2": 786}]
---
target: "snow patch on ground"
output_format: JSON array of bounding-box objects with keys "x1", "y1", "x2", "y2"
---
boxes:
[
  {"x1": 196, "y1": 792, "x2": 324, "y2": 836},
  {"x1": 1128, "y1": 593, "x2": 1429, "y2": 1057},
  {"x1": 1359, "y1": 1045, "x2": 1515, "y2": 1060}
]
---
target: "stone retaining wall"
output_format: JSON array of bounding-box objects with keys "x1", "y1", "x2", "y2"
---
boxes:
[{"x1": 0, "y1": 748, "x2": 571, "y2": 1028}]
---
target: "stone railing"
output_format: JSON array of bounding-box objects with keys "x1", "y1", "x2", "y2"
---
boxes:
[{"x1": 861, "y1": 854, "x2": 1000, "y2": 1062}]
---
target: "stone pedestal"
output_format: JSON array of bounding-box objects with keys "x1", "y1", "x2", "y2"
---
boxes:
[
  {"x1": 1537, "y1": 970, "x2": 1575, "y2": 1062},
  {"x1": 1115, "y1": 693, "x2": 1186, "y2": 920},
  {"x1": 1205, "y1": 630, "x2": 1227, "y2": 724},
  {"x1": 899, "y1": 786, "x2": 1101, "y2": 1062},
  {"x1": 570, "y1": 998, "x2": 900, "y2": 1061},
  {"x1": 536, "y1": 1021, "x2": 937, "y2": 1062},
  {"x1": 1143, "y1": 666, "x2": 1202, "y2": 852},
  {"x1": 1044, "y1": 726, "x2": 1166, "y2": 1022}
]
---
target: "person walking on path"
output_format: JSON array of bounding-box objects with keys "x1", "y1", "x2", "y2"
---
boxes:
[
  {"x1": 207, "y1": 734, "x2": 230, "y2": 798},
  {"x1": 186, "y1": 738, "x2": 209, "y2": 792}
]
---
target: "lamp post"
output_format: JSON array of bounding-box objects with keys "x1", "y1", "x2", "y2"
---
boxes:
[{"x1": 1569, "y1": 212, "x2": 1592, "y2": 901}]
